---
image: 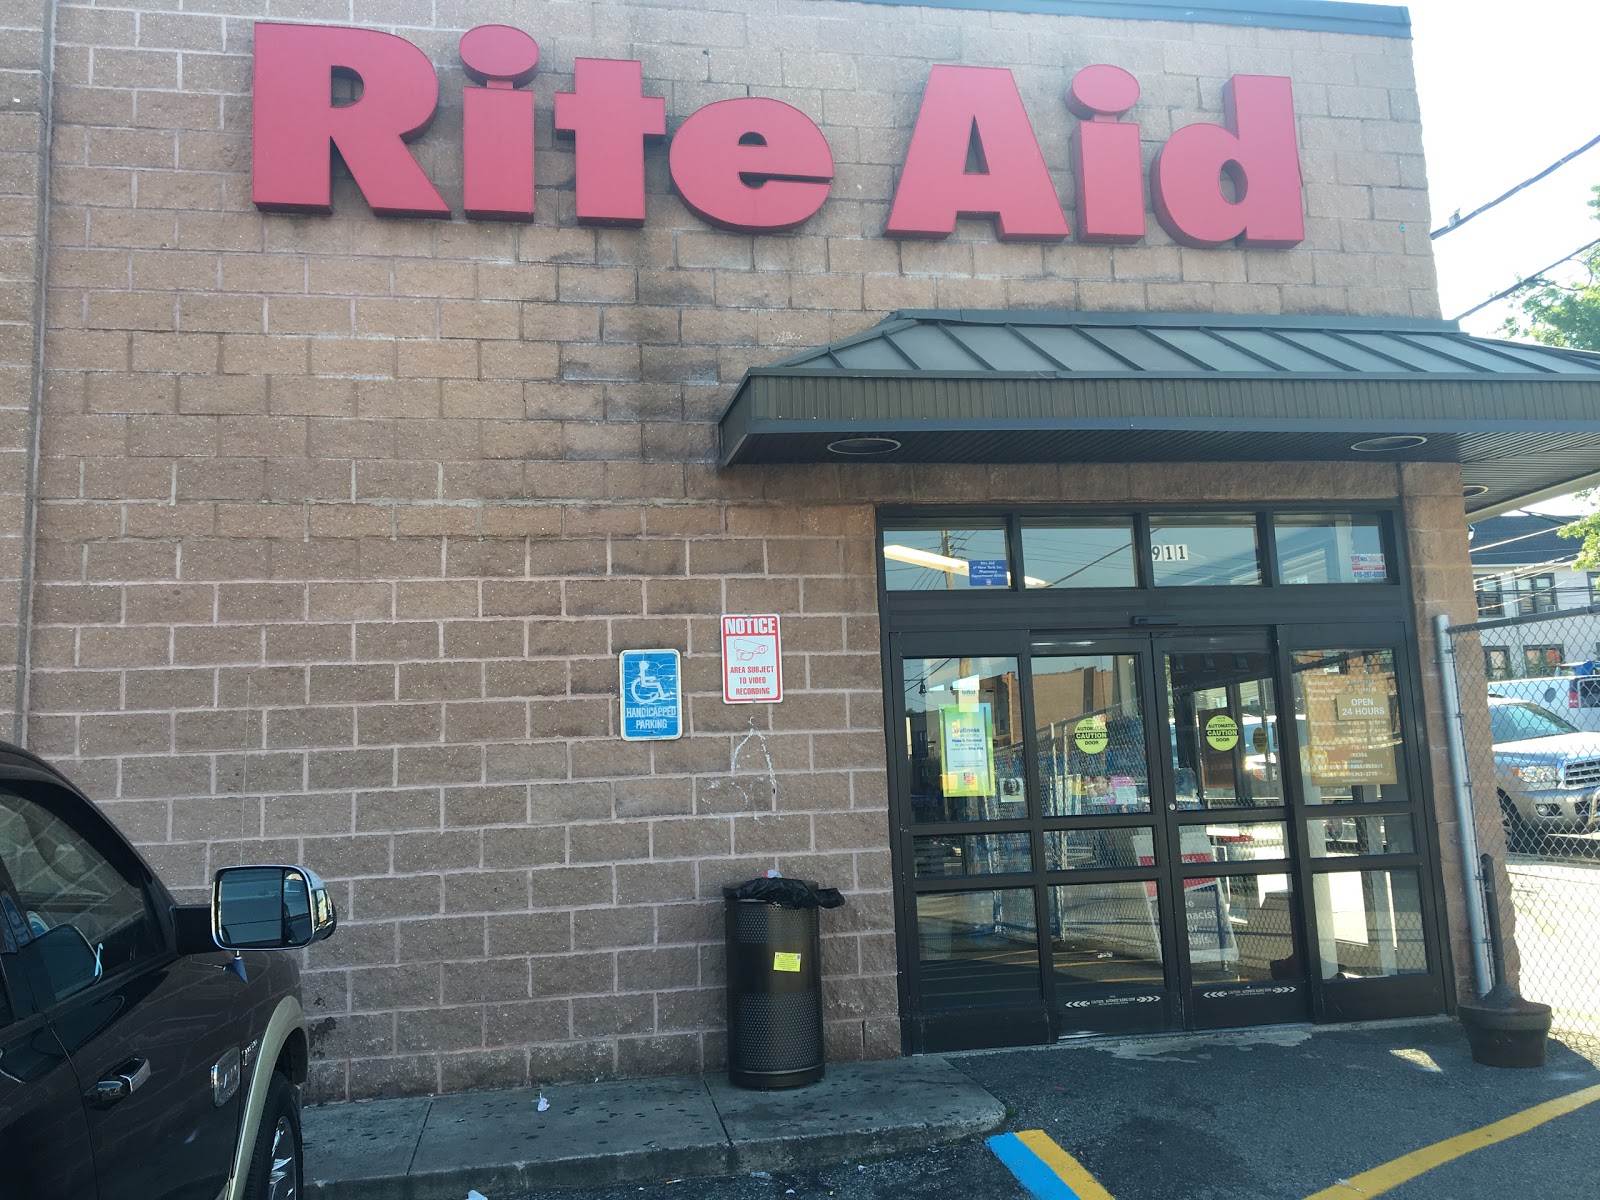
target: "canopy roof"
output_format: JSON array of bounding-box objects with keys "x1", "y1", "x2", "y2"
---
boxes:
[{"x1": 717, "y1": 311, "x2": 1600, "y2": 517}]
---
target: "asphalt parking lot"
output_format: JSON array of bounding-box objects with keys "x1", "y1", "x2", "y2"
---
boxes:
[{"x1": 514, "y1": 1020, "x2": 1600, "y2": 1200}]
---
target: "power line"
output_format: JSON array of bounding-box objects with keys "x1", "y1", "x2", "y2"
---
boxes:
[
  {"x1": 1431, "y1": 132, "x2": 1600, "y2": 240},
  {"x1": 1452, "y1": 235, "x2": 1600, "y2": 321}
]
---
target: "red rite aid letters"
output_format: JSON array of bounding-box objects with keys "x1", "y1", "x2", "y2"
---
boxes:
[
  {"x1": 251, "y1": 23, "x2": 1305, "y2": 248},
  {"x1": 721, "y1": 615, "x2": 783, "y2": 705}
]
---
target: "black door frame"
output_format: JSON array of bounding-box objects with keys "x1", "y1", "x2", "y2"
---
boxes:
[{"x1": 878, "y1": 504, "x2": 1451, "y2": 1054}]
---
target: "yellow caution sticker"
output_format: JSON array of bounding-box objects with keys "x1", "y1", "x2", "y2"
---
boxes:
[{"x1": 773, "y1": 952, "x2": 802, "y2": 973}]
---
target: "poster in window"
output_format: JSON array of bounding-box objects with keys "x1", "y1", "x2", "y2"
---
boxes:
[
  {"x1": 939, "y1": 703, "x2": 996, "y2": 797},
  {"x1": 1301, "y1": 674, "x2": 1398, "y2": 786}
]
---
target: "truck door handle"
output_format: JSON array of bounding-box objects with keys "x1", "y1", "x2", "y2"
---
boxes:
[{"x1": 89, "y1": 1057, "x2": 151, "y2": 1108}]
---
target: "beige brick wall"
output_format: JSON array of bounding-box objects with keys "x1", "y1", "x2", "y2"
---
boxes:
[{"x1": 27, "y1": 0, "x2": 1449, "y2": 1099}]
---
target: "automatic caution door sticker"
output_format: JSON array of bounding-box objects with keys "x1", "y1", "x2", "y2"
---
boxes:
[
  {"x1": 1205, "y1": 714, "x2": 1239, "y2": 751},
  {"x1": 1074, "y1": 714, "x2": 1108, "y2": 754}
]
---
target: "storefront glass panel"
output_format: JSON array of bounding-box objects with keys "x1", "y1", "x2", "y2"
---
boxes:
[
  {"x1": 1183, "y1": 821, "x2": 1289, "y2": 864},
  {"x1": 1050, "y1": 882, "x2": 1165, "y2": 989},
  {"x1": 882, "y1": 524, "x2": 1009, "y2": 591},
  {"x1": 913, "y1": 833, "x2": 1032, "y2": 879},
  {"x1": 1149, "y1": 514, "x2": 1261, "y2": 587},
  {"x1": 1275, "y1": 513, "x2": 1388, "y2": 584},
  {"x1": 1306, "y1": 814, "x2": 1415, "y2": 858},
  {"x1": 1291, "y1": 649, "x2": 1409, "y2": 805},
  {"x1": 1166, "y1": 648, "x2": 1282, "y2": 808},
  {"x1": 903, "y1": 656, "x2": 1026, "y2": 822},
  {"x1": 1312, "y1": 869, "x2": 1428, "y2": 979},
  {"x1": 1186, "y1": 873, "x2": 1296, "y2": 985},
  {"x1": 917, "y1": 889, "x2": 1041, "y2": 1008},
  {"x1": 1045, "y1": 827, "x2": 1148, "y2": 871},
  {"x1": 1021, "y1": 519, "x2": 1137, "y2": 589},
  {"x1": 1031, "y1": 654, "x2": 1151, "y2": 816}
]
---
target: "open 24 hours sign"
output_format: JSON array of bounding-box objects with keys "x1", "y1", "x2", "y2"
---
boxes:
[{"x1": 721, "y1": 615, "x2": 783, "y2": 704}]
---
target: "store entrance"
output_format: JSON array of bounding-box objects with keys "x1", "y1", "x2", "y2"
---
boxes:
[{"x1": 892, "y1": 626, "x2": 1441, "y2": 1052}]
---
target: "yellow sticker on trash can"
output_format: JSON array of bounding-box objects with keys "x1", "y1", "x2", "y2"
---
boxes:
[{"x1": 773, "y1": 952, "x2": 802, "y2": 972}]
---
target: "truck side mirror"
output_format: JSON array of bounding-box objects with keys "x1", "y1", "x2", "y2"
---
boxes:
[{"x1": 212, "y1": 865, "x2": 337, "y2": 951}]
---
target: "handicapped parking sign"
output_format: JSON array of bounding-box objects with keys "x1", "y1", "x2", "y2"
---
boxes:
[{"x1": 619, "y1": 649, "x2": 683, "y2": 741}]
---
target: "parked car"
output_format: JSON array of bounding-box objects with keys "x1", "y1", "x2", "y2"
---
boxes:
[
  {"x1": 0, "y1": 742, "x2": 335, "y2": 1200},
  {"x1": 1489, "y1": 666, "x2": 1600, "y2": 733},
  {"x1": 1489, "y1": 695, "x2": 1600, "y2": 847}
]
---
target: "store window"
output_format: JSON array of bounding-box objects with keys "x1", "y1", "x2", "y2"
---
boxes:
[
  {"x1": 1483, "y1": 646, "x2": 1513, "y2": 682},
  {"x1": 903, "y1": 656, "x2": 1026, "y2": 822},
  {"x1": 882, "y1": 523, "x2": 1009, "y2": 591},
  {"x1": 1030, "y1": 654, "x2": 1150, "y2": 816},
  {"x1": 1290, "y1": 649, "x2": 1409, "y2": 806},
  {"x1": 1020, "y1": 519, "x2": 1137, "y2": 589},
  {"x1": 1590, "y1": 572, "x2": 1600, "y2": 605},
  {"x1": 1522, "y1": 645, "x2": 1564, "y2": 676},
  {"x1": 1312, "y1": 869, "x2": 1428, "y2": 980},
  {"x1": 1148, "y1": 514, "x2": 1261, "y2": 587},
  {"x1": 1273, "y1": 513, "x2": 1387, "y2": 584}
]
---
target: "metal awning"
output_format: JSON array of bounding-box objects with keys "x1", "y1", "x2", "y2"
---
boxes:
[{"x1": 716, "y1": 311, "x2": 1600, "y2": 517}]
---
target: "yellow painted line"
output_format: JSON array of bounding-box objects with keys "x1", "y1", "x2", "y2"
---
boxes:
[
  {"x1": 1015, "y1": 1129, "x2": 1117, "y2": 1200},
  {"x1": 1305, "y1": 1082, "x2": 1600, "y2": 1199}
]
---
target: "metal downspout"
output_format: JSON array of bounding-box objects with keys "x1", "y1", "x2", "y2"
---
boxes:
[{"x1": 1434, "y1": 611, "x2": 1492, "y2": 994}]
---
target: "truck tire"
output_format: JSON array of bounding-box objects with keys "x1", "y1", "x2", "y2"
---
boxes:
[{"x1": 242, "y1": 1072, "x2": 302, "y2": 1200}]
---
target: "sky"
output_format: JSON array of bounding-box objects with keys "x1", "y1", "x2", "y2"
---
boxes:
[
  {"x1": 1403, "y1": 0, "x2": 1600, "y2": 516},
  {"x1": 1408, "y1": 0, "x2": 1600, "y2": 335}
]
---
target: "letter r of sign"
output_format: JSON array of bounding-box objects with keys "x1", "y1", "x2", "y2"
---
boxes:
[{"x1": 252, "y1": 22, "x2": 449, "y2": 217}]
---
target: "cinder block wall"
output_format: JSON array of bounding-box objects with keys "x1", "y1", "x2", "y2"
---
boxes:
[{"x1": 27, "y1": 0, "x2": 1457, "y2": 1100}]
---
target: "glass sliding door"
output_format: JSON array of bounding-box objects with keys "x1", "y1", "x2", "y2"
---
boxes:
[{"x1": 1159, "y1": 635, "x2": 1310, "y2": 1027}]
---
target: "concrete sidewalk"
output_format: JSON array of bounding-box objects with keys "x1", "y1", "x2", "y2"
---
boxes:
[{"x1": 301, "y1": 1056, "x2": 1008, "y2": 1199}]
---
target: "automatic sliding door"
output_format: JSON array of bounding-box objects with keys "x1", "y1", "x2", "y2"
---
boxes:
[
  {"x1": 1032, "y1": 644, "x2": 1178, "y2": 1035},
  {"x1": 1160, "y1": 637, "x2": 1311, "y2": 1028}
]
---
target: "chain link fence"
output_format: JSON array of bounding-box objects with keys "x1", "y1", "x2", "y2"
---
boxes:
[{"x1": 1444, "y1": 604, "x2": 1600, "y2": 1052}]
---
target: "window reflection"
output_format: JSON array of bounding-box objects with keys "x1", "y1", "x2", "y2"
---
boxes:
[
  {"x1": 914, "y1": 833, "x2": 1032, "y2": 878},
  {"x1": 917, "y1": 889, "x2": 1041, "y2": 1008},
  {"x1": 1051, "y1": 882, "x2": 1165, "y2": 989},
  {"x1": 1187, "y1": 872, "x2": 1298, "y2": 986},
  {"x1": 904, "y1": 656, "x2": 1027, "y2": 822},
  {"x1": 1166, "y1": 648, "x2": 1282, "y2": 809},
  {"x1": 1313, "y1": 869, "x2": 1427, "y2": 979},
  {"x1": 1149, "y1": 515, "x2": 1261, "y2": 587},
  {"x1": 1307, "y1": 814, "x2": 1414, "y2": 858},
  {"x1": 1292, "y1": 649, "x2": 1408, "y2": 805},
  {"x1": 1032, "y1": 654, "x2": 1150, "y2": 815},
  {"x1": 882, "y1": 525, "x2": 1010, "y2": 591},
  {"x1": 1274, "y1": 513, "x2": 1387, "y2": 584},
  {"x1": 1021, "y1": 520, "x2": 1136, "y2": 589}
]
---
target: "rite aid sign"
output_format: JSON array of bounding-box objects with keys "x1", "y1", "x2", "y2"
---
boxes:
[{"x1": 251, "y1": 23, "x2": 1305, "y2": 248}]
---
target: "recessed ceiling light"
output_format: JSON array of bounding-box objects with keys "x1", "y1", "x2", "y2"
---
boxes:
[
  {"x1": 826, "y1": 436, "x2": 901, "y2": 456},
  {"x1": 1350, "y1": 434, "x2": 1428, "y2": 452},
  {"x1": 1463, "y1": 484, "x2": 1490, "y2": 498}
]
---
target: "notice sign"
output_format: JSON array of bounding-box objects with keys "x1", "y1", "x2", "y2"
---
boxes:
[
  {"x1": 1302, "y1": 674, "x2": 1398, "y2": 787},
  {"x1": 721, "y1": 614, "x2": 783, "y2": 704},
  {"x1": 619, "y1": 649, "x2": 682, "y2": 741}
]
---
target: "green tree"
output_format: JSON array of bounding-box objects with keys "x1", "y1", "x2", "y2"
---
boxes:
[{"x1": 1495, "y1": 186, "x2": 1600, "y2": 565}]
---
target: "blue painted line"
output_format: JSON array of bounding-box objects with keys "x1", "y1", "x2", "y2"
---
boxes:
[{"x1": 987, "y1": 1132, "x2": 1082, "y2": 1200}]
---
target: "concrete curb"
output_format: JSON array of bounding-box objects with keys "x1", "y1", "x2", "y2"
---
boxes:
[{"x1": 305, "y1": 1058, "x2": 1006, "y2": 1198}]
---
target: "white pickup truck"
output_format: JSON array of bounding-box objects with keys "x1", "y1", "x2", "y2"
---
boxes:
[{"x1": 1489, "y1": 666, "x2": 1600, "y2": 733}]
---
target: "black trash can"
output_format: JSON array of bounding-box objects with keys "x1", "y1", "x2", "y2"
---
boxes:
[{"x1": 723, "y1": 878, "x2": 842, "y2": 1090}]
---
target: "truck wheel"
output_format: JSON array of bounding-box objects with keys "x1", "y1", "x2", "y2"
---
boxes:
[
  {"x1": 1499, "y1": 793, "x2": 1534, "y2": 854},
  {"x1": 242, "y1": 1072, "x2": 302, "y2": 1200}
]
